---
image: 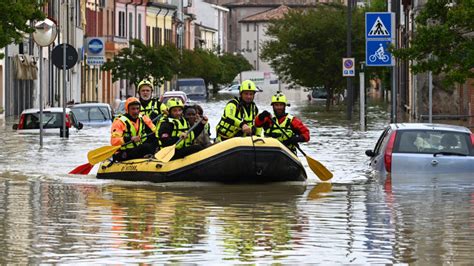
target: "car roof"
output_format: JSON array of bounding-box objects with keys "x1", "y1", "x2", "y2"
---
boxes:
[
  {"x1": 21, "y1": 107, "x2": 71, "y2": 114},
  {"x1": 71, "y1": 103, "x2": 111, "y2": 108},
  {"x1": 391, "y1": 123, "x2": 472, "y2": 133}
]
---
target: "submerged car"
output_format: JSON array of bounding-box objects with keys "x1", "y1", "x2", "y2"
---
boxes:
[
  {"x1": 177, "y1": 78, "x2": 208, "y2": 101},
  {"x1": 70, "y1": 103, "x2": 113, "y2": 127},
  {"x1": 366, "y1": 123, "x2": 474, "y2": 181},
  {"x1": 218, "y1": 84, "x2": 263, "y2": 95},
  {"x1": 13, "y1": 107, "x2": 83, "y2": 134}
]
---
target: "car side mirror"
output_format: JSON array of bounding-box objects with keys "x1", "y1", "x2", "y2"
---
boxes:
[
  {"x1": 76, "y1": 122, "x2": 84, "y2": 130},
  {"x1": 12, "y1": 124, "x2": 18, "y2": 130},
  {"x1": 365, "y1": 149, "x2": 375, "y2": 157},
  {"x1": 286, "y1": 103, "x2": 291, "y2": 107}
]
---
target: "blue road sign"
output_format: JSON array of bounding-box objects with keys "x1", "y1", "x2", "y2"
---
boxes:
[
  {"x1": 366, "y1": 40, "x2": 393, "y2": 66},
  {"x1": 365, "y1": 12, "x2": 394, "y2": 39}
]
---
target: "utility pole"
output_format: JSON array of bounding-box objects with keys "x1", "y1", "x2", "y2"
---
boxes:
[{"x1": 346, "y1": 0, "x2": 353, "y2": 121}]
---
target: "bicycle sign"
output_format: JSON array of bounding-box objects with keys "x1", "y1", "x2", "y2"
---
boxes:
[
  {"x1": 365, "y1": 12, "x2": 394, "y2": 67},
  {"x1": 366, "y1": 40, "x2": 393, "y2": 66}
]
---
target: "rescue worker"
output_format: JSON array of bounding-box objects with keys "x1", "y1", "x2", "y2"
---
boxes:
[
  {"x1": 215, "y1": 79, "x2": 262, "y2": 142},
  {"x1": 136, "y1": 79, "x2": 167, "y2": 144},
  {"x1": 254, "y1": 91, "x2": 310, "y2": 154},
  {"x1": 156, "y1": 98, "x2": 208, "y2": 160},
  {"x1": 111, "y1": 97, "x2": 157, "y2": 161}
]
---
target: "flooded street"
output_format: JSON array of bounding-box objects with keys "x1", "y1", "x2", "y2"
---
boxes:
[{"x1": 1, "y1": 89, "x2": 473, "y2": 264}]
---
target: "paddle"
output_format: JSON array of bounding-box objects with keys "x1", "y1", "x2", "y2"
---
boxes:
[
  {"x1": 154, "y1": 118, "x2": 203, "y2": 163},
  {"x1": 70, "y1": 115, "x2": 162, "y2": 175},
  {"x1": 270, "y1": 117, "x2": 333, "y2": 181}
]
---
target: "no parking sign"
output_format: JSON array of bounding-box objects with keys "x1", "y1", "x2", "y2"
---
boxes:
[{"x1": 342, "y1": 58, "x2": 355, "y2": 77}]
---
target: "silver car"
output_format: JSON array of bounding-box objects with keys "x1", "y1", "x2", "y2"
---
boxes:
[{"x1": 366, "y1": 123, "x2": 474, "y2": 183}]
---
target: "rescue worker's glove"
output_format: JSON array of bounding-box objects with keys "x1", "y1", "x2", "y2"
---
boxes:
[
  {"x1": 289, "y1": 135, "x2": 304, "y2": 145},
  {"x1": 258, "y1": 110, "x2": 271, "y2": 120}
]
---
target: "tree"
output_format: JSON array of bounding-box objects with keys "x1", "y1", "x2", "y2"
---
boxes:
[
  {"x1": 0, "y1": 0, "x2": 46, "y2": 58},
  {"x1": 101, "y1": 39, "x2": 179, "y2": 88},
  {"x1": 179, "y1": 48, "x2": 223, "y2": 89},
  {"x1": 261, "y1": 4, "x2": 365, "y2": 110},
  {"x1": 219, "y1": 53, "x2": 253, "y2": 85},
  {"x1": 392, "y1": 0, "x2": 474, "y2": 86}
]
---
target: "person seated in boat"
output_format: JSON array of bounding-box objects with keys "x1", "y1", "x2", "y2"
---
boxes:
[
  {"x1": 184, "y1": 105, "x2": 212, "y2": 148},
  {"x1": 111, "y1": 97, "x2": 157, "y2": 161},
  {"x1": 136, "y1": 79, "x2": 167, "y2": 145},
  {"x1": 156, "y1": 98, "x2": 208, "y2": 160},
  {"x1": 254, "y1": 91, "x2": 310, "y2": 154},
  {"x1": 215, "y1": 79, "x2": 262, "y2": 142}
]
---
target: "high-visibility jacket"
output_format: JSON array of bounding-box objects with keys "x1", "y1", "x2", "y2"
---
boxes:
[
  {"x1": 111, "y1": 114, "x2": 156, "y2": 149},
  {"x1": 140, "y1": 98, "x2": 167, "y2": 120},
  {"x1": 216, "y1": 97, "x2": 262, "y2": 140},
  {"x1": 264, "y1": 114, "x2": 296, "y2": 150},
  {"x1": 157, "y1": 116, "x2": 194, "y2": 150}
]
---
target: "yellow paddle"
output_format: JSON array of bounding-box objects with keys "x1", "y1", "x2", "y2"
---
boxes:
[
  {"x1": 271, "y1": 117, "x2": 333, "y2": 181},
  {"x1": 87, "y1": 130, "x2": 156, "y2": 165},
  {"x1": 154, "y1": 118, "x2": 203, "y2": 163}
]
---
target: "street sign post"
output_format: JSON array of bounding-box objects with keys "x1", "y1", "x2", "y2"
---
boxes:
[
  {"x1": 365, "y1": 12, "x2": 394, "y2": 67},
  {"x1": 342, "y1": 58, "x2": 355, "y2": 77}
]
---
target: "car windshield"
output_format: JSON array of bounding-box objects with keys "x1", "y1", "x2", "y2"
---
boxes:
[
  {"x1": 179, "y1": 85, "x2": 206, "y2": 95},
  {"x1": 395, "y1": 130, "x2": 473, "y2": 155},
  {"x1": 23, "y1": 112, "x2": 63, "y2": 129},
  {"x1": 72, "y1": 106, "x2": 111, "y2": 122}
]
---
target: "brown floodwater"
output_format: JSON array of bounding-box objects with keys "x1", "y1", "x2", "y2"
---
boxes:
[{"x1": 0, "y1": 88, "x2": 473, "y2": 264}]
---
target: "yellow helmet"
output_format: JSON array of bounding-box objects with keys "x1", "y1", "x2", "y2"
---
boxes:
[
  {"x1": 125, "y1": 97, "x2": 141, "y2": 113},
  {"x1": 166, "y1": 98, "x2": 184, "y2": 111},
  {"x1": 137, "y1": 79, "x2": 153, "y2": 92},
  {"x1": 271, "y1": 92, "x2": 287, "y2": 105},
  {"x1": 240, "y1": 79, "x2": 257, "y2": 93}
]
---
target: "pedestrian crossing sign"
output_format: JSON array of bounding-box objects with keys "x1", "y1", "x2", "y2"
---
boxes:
[{"x1": 365, "y1": 12, "x2": 394, "y2": 39}]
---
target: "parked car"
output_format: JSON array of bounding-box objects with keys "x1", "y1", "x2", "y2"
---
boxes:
[
  {"x1": 70, "y1": 103, "x2": 113, "y2": 127},
  {"x1": 13, "y1": 107, "x2": 83, "y2": 134},
  {"x1": 217, "y1": 84, "x2": 263, "y2": 95},
  {"x1": 310, "y1": 87, "x2": 328, "y2": 99},
  {"x1": 366, "y1": 123, "x2": 474, "y2": 181},
  {"x1": 114, "y1": 100, "x2": 126, "y2": 118},
  {"x1": 160, "y1": 91, "x2": 189, "y2": 106},
  {"x1": 177, "y1": 78, "x2": 208, "y2": 101}
]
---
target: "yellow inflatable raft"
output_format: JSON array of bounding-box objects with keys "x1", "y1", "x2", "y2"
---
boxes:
[{"x1": 96, "y1": 137, "x2": 307, "y2": 183}]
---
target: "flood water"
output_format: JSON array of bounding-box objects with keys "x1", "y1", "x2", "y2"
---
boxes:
[{"x1": 1, "y1": 88, "x2": 473, "y2": 264}]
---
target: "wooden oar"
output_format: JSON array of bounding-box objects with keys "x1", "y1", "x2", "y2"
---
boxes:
[
  {"x1": 271, "y1": 117, "x2": 333, "y2": 181},
  {"x1": 154, "y1": 118, "x2": 203, "y2": 163}
]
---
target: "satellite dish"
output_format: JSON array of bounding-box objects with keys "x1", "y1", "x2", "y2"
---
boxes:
[{"x1": 32, "y1": 18, "x2": 57, "y2": 47}]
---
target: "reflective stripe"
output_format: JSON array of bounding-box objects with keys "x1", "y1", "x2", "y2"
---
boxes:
[{"x1": 140, "y1": 99, "x2": 165, "y2": 118}]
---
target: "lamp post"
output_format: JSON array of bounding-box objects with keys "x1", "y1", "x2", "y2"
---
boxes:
[{"x1": 33, "y1": 19, "x2": 58, "y2": 147}]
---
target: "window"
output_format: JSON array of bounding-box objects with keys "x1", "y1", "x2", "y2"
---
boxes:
[
  {"x1": 394, "y1": 130, "x2": 472, "y2": 155},
  {"x1": 253, "y1": 60, "x2": 257, "y2": 69},
  {"x1": 246, "y1": 40, "x2": 249, "y2": 50},
  {"x1": 146, "y1": 26, "x2": 150, "y2": 45},
  {"x1": 138, "y1": 14, "x2": 142, "y2": 41},
  {"x1": 253, "y1": 40, "x2": 256, "y2": 51},
  {"x1": 118, "y1": 11, "x2": 125, "y2": 37},
  {"x1": 246, "y1": 24, "x2": 249, "y2": 32},
  {"x1": 129, "y1": 13, "x2": 133, "y2": 39},
  {"x1": 254, "y1": 23, "x2": 257, "y2": 32}
]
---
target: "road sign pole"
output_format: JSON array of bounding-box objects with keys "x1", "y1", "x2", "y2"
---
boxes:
[
  {"x1": 360, "y1": 63, "x2": 365, "y2": 131},
  {"x1": 346, "y1": 0, "x2": 353, "y2": 121}
]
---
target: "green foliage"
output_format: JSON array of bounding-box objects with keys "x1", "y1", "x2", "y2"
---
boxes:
[
  {"x1": 0, "y1": 0, "x2": 46, "y2": 58},
  {"x1": 219, "y1": 53, "x2": 253, "y2": 85},
  {"x1": 392, "y1": 0, "x2": 474, "y2": 86},
  {"x1": 101, "y1": 39, "x2": 179, "y2": 87},
  {"x1": 179, "y1": 48, "x2": 223, "y2": 88},
  {"x1": 261, "y1": 4, "x2": 365, "y2": 109}
]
